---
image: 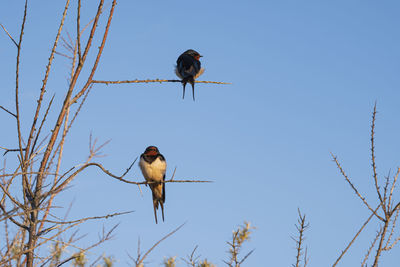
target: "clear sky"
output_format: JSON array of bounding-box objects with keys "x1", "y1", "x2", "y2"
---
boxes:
[{"x1": 1, "y1": 0, "x2": 400, "y2": 266}]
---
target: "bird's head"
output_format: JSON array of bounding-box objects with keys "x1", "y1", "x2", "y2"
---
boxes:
[
  {"x1": 184, "y1": 49, "x2": 203, "y2": 61},
  {"x1": 144, "y1": 146, "x2": 159, "y2": 156}
]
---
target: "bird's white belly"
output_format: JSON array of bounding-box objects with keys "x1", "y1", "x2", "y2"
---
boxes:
[{"x1": 140, "y1": 158, "x2": 166, "y2": 182}]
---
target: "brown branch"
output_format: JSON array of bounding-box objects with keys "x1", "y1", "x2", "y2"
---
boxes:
[
  {"x1": 24, "y1": 0, "x2": 70, "y2": 164},
  {"x1": 135, "y1": 223, "x2": 185, "y2": 266},
  {"x1": 35, "y1": 0, "x2": 103, "y2": 201},
  {"x1": 182, "y1": 245, "x2": 200, "y2": 267},
  {"x1": 0, "y1": 105, "x2": 17, "y2": 118},
  {"x1": 50, "y1": 160, "x2": 211, "y2": 198},
  {"x1": 1, "y1": 147, "x2": 26, "y2": 156},
  {"x1": 361, "y1": 227, "x2": 383, "y2": 267},
  {"x1": 370, "y1": 104, "x2": 384, "y2": 212},
  {"x1": 388, "y1": 167, "x2": 400, "y2": 213},
  {"x1": 293, "y1": 209, "x2": 309, "y2": 267},
  {"x1": 40, "y1": 211, "x2": 132, "y2": 226},
  {"x1": 384, "y1": 208, "x2": 400, "y2": 250},
  {"x1": 15, "y1": 0, "x2": 28, "y2": 166},
  {"x1": 77, "y1": 0, "x2": 82, "y2": 63},
  {"x1": 0, "y1": 23, "x2": 18, "y2": 47},
  {"x1": 331, "y1": 153, "x2": 385, "y2": 221},
  {"x1": 91, "y1": 79, "x2": 231, "y2": 85},
  {"x1": 30, "y1": 94, "x2": 55, "y2": 156},
  {"x1": 0, "y1": 203, "x2": 27, "y2": 230},
  {"x1": 372, "y1": 220, "x2": 390, "y2": 266},
  {"x1": 332, "y1": 205, "x2": 380, "y2": 267},
  {"x1": 71, "y1": 0, "x2": 116, "y2": 104},
  {"x1": 46, "y1": 85, "x2": 92, "y2": 177}
]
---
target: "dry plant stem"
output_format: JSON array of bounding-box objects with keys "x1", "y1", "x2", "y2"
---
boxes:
[
  {"x1": 92, "y1": 79, "x2": 231, "y2": 85},
  {"x1": 37, "y1": 102, "x2": 70, "y2": 235},
  {"x1": 384, "y1": 207, "x2": 399, "y2": 250},
  {"x1": 135, "y1": 223, "x2": 185, "y2": 266},
  {"x1": 372, "y1": 220, "x2": 390, "y2": 267},
  {"x1": 24, "y1": 0, "x2": 70, "y2": 164},
  {"x1": 361, "y1": 227, "x2": 382, "y2": 267},
  {"x1": 0, "y1": 23, "x2": 18, "y2": 46},
  {"x1": 55, "y1": 224, "x2": 116, "y2": 267},
  {"x1": 388, "y1": 168, "x2": 400, "y2": 213},
  {"x1": 182, "y1": 245, "x2": 199, "y2": 267},
  {"x1": 77, "y1": 0, "x2": 82, "y2": 62},
  {"x1": 71, "y1": 0, "x2": 116, "y2": 104},
  {"x1": 331, "y1": 153, "x2": 384, "y2": 221},
  {"x1": 48, "y1": 161, "x2": 211, "y2": 198},
  {"x1": 24, "y1": 1, "x2": 71, "y2": 266},
  {"x1": 36, "y1": 0, "x2": 105, "y2": 194},
  {"x1": 384, "y1": 210, "x2": 400, "y2": 250},
  {"x1": 332, "y1": 205, "x2": 380, "y2": 267},
  {"x1": 30, "y1": 94, "x2": 55, "y2": 157},
  {"x1": 303, "y1": 247, "x2": 308, "y2": 267},
  {"x1": 46, "y1": 86, "x2": 92, "y2": 177},
  {"x1": 370, "y1": 104, "x2": 385, "y2": 212},
  {"x1": 41, "y1": 211, "x2": 132, "y2": 225},
  {"x1": 293, "y1": 209, "x2": 308, "y2": 267},
  {"x1": 15, "y1": 0, "x2": 28, "y2": 167},
  {"x1": 0, "y1": 105, "x2": 17, "y2": 118}
]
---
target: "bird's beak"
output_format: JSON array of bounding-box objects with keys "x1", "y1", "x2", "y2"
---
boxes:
[{"x1": 199, "y1": 55, "x2": 203, "y2": 57}]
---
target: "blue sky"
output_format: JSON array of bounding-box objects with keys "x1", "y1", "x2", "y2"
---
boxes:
[{"x1": 1, "y1": 0, "x2": 400, "y2": 266}]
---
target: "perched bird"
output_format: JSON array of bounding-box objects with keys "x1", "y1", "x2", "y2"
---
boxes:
[
  {"x1": 175, "y1": 49, "x2": 204, "y2": 101},
  {"x1": 139, "y1": 146, "x2": 167, "y2": 224}
]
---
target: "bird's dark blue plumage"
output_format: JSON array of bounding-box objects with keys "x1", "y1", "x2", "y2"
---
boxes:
[{"x1": 175, "y1": 49, "x2": 204, "y2": 101}]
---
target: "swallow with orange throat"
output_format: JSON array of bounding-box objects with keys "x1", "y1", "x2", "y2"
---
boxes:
[
  {"x1": 139, "y1": 146, "x2": 167, "y2": 223},
  {"x1": 175, "y1": 49, "x2": 204, "y2": 101}
]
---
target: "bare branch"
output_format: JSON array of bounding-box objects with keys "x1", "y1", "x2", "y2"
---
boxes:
[
  {"x1": 91, "y1": 79, "x2": 231, "y2": 85},
  {"x1": 24, "y1": 0, "x2": 70, "y2": 164},
  {"x1": 293, "y1": 209, "x2": 309, "y2": 267},
  {"x1": 15, "y1": 0, "x2": 28, "y2": 162},
  {"x1": 384, "y1": 207, "x2": 400, "y2": 250},
  {"x1": 77, "y1": 0, "x2": 82, "y2": 62},
  {"x1": 370, "y1": 103, "x2": 385, "y2": 211},
  {"x1": 331, "y1": 153, "x2": 384, "y2": 221},
  {"x1": 0, "y1": 23, "x2": 18, "y2": 46},
  {"x1": 361, "y1": 227, "x2": 383, "y2": 267},
  {"x1": 0, "y1": 105, "x2": 17, "y2": 118},
  {"x1": 30, "y1": 94, "x2": 55, "y2": 156},
  {"x1": 332, "y1": 205, "x2": 380, "y2": 267},
  {"x1": 40, "y1": 211, "x2": 132, "y2": 226},
  {"x1": 135, "y1": 223, "x2": 185, "y2": 266}
]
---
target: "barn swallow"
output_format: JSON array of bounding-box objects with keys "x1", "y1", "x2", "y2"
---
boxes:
[
  {"x1": 139, "y1": 146, "x2": 167, "y2": 224},
  {"x1": 175, "y1": 49, "x2": 205, "y2": 101}
]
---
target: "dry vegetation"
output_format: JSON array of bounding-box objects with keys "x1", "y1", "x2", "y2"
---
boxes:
[{"x1": 0, "y1": 1, "x2": 399, "y2": 266}]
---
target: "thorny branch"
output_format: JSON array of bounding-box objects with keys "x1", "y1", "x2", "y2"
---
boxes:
[
  {"x1": 332, "y1": 104, "x2": 400, "y2": 267},
  {"x1": 133, "y1": 223, "x2": 185, "y2": 267},
  {"x1": 293, "y1": 209, "x2": 309, "y2": 267},
  {"x1": 91, "y1": 79, "x2": 231, "y2": 85}
]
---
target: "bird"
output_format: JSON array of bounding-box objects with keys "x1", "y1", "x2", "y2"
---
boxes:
[
  {"x1": 175, "y1": 49, "x2": 204, "y2": 101},
  {"x1": 139, "y1": 146, "x2": 167, "y2": 224}
]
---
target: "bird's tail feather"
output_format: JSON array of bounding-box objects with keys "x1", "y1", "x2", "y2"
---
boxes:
[
  {"x1": 191, "y1": 82, "x2": 195, "y2": 101},
  {"x1": 153, "y1": 199, "x2": 158, "y2": 224},
  {"x1": 183, "y1": 77, "x2": 195, "y2": 101},
  {"x1": 182, "y1": 82, "x2": 186, "y2": 99},
  {"x1": 160, "y1": 201, "x2": 165, "y2": 222}
]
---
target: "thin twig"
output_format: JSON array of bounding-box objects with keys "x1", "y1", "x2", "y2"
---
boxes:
[
  {"x1": 0, "y1": 105, "x2": 17, "y2": 118},
  {"x1": 92, "y1": 79, "x2": 231, "y2": 85},
  {"x1": 293, "y1": 209, "x2": 309, "y2": 267},
  {"x1": 0, "y1": 23, "x2": 18, "y2": 46},
  {"x1": 331, "y1": 153, "x2": 384, "y2": 221},
  {"x1": 332, "y1": 205, "x2": 380, "y2": 266},
  {"x1": 135, "y1": 223, "x2": 185, "y2": 266},
  {"x1": 370, "y1": 103, "x2": 384, "y2": 211},
  {"x1": 361, "y1": 227, "x2": 383, "y2": 267}
]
